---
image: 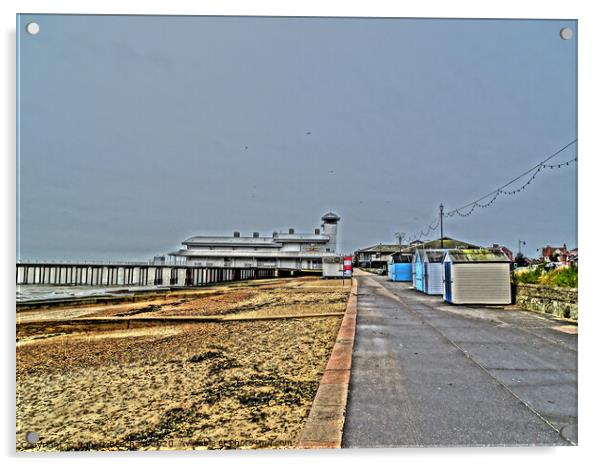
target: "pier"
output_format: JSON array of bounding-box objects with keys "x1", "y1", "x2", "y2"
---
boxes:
[{"x1": 16, "y1": 261, "x2": 289, "y2": 287}]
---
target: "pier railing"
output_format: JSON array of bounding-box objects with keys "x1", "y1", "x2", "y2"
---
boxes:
[{"x1": 16, "y1": 262, "x2": 288, "y2": 287}]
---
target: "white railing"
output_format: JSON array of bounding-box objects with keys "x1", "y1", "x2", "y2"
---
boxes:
[{"x1": 16, "y1": 259, "x2": 152, "y2": 266}]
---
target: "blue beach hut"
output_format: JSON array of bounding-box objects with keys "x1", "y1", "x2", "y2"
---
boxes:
[
  {"x1": 413, "y1": 250, "x2": 426, "y2": 292},
  {"x1": 387, "y1": 252, "x2": 413, "y2": 281}
]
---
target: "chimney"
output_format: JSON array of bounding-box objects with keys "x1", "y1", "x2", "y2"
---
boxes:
[
  {"x1": 289, "y1": 228, "x2": 295, "y2": 234},
  {"x1": 233, "y1": 231, "x2": 240, "y2": 238},
  {"x1": 253, "y1": 232, "x2": 259, "y2": 238},
  {"x1": 315, "y1": 228, "x2": 320, "y2": 235},
  {"x1": 272, "y1": 231, "x2": 278, "y2": 238}
]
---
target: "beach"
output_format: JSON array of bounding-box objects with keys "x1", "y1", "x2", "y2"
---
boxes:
[{"x1": 16, "y1": 276, "x2": 351, "y2": 451}]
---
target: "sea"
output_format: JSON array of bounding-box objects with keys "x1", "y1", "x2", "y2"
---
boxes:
[{"x1": 16, "y1": 284, "x2": 169, "y2": 303}]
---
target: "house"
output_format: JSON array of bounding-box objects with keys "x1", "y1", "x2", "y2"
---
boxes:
[
  {"x1": 354, "y1": 244, "x2": 406, "y2": 269},
  {"x1": 492, "y1": 244, "x2": 514, "y2": 262},
  {"x1": 540, "y1": 244, "x2": 571, "y2": 263},
  {"x1": 567, "y1": 248, "x2": 578, "y2": 265}
]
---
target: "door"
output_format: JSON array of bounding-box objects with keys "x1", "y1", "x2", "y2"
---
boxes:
[{"x1": 444, "y1": 262, "x2": 452, "y2": 302}]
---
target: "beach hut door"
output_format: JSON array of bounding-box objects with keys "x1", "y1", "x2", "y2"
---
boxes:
[{"x1": 444, "y1": 262, "x2": 452, "y2": 302}]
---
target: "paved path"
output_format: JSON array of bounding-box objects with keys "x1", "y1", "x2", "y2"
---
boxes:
[{"x1": 343, "y1": 274, "x2": 577, "y2": 447}]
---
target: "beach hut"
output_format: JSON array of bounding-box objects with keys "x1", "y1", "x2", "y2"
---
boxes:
[
  {"x1": 423, "y1": 250, "x2": 445, "y2": 295},
  {"x1": 442, "y1": 249, "x2": 511, "y2": 304},
  {"x1": 413, "y1": 250, "x2": 426, "y2": 291},
  {"x1": 387, "y1": 252, "x2": 413, "y2": 281}
]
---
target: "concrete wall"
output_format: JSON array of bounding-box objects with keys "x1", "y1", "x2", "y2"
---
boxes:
[{"x1": 515, "y1": 283, "x2": 578, "y2": 320}]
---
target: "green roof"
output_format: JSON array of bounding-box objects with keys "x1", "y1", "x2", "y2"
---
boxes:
[
  {"x1": 356, "y1": 244, "x2": 405, "y2": 253},
  {"x1": 446, "y1": 248, "x2": 510, "y2": 263},
  {"x1": 402, "y1": 237, "x2": 480, "y2": 254}
]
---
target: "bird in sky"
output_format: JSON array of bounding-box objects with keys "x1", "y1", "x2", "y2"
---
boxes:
[{"x1": 305, "y1": 131, "x2": 311, "y2": 135}]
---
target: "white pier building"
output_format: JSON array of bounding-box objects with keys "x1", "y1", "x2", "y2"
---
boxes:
[{"x1": 167, "y1": 212, "x2": 340, "y2": 270}]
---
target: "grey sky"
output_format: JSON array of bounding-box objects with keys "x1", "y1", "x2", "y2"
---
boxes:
[{"x1": 17, "y1": 15, "x2": 577, "y2": 260}]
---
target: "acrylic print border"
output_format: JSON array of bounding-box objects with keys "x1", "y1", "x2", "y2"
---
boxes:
[{"x1": 3, "y1": 0, "x2": 598, "y2": 465}]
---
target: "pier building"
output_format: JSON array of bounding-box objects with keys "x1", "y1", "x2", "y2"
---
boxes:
[{"x1": 167, "y1": 212, "x2": 341, "y2": 271}]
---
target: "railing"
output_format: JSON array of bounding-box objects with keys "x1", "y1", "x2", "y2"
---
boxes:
[
  {"x1": 16, "y1": 262, "x2": 284, "y2": 287},
  {"x1": 17, "y1": 259, "x2": 152, "y2": 266}
]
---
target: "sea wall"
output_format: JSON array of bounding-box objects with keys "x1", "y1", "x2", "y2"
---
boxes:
[{"x1": 515, "y1": 283, "x2": 578, "y2": 320}]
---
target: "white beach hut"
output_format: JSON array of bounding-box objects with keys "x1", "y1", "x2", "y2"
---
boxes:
[
  {"x1": 442, "y1": 249, "x2": 511, "y2": 305},
  {"x1": 423, "y1": 250, "x2": 445, "y2": 295}
]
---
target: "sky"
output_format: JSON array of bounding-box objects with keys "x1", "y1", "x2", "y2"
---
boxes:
[{"x1": 17, "y1": 15, "x2": 577, "y2": 261}]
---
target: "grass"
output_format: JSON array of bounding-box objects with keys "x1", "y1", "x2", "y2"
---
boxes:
[{"x1": 514, "y1": 265, "x2": 577, "y2": 288}]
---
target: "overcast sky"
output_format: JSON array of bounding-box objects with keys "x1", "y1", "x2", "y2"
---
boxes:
[{"x1": 17, "y1": 15, "x2": 577, "y2": 260}]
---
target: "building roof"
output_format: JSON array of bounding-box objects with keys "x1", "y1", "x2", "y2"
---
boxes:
[
  {"x1": 182, "y1": 236, "x2": 281, "y2": 247},
  {"x1": 274, "y1": 233, "x2": 330, "y2": 243},
  {"x1": 355, "y1": 244, "x2": 407, "y2": 254},
  {"x1": 183, "y1": 233, "x2": 329, "y2": 247},
  {"x1": 169, "y1": 249, "x2": 336, "y2": 259},
  {"x1": 445, "y1": 248, "x2": 511, "y2": 263},
  {"x1": 402, "y1": 237, "x2": 480, "y2": 254},
  {"x1": 321, "y1": 212, "x2": 341, "y2": 222}
]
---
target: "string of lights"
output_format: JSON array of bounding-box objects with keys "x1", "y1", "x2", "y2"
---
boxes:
[
  {"x1": 445, "y1": 139, "x2": 577, "y2": 218},
  {"x1": 404, "y1": 139, "x2": 577, "y2": 243},
  {"x1": 408, "y1": 217, "x2": 440, "y2": 243}
]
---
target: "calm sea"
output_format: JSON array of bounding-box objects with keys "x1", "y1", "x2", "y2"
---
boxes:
[{"x1": 16, "y1": 284, "x2": 168, "y2": 302}]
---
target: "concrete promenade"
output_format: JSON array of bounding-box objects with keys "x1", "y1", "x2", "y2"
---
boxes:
[{"x1": 343, "y1": 273, "x2": 577, "y2": 447}]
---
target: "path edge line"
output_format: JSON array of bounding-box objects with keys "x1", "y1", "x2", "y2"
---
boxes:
[{"x1": 297, "y1": 278, "x2": 358, "y2": 449}]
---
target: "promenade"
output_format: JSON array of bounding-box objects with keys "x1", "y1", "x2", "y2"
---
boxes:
[{"x1": 343, "y1": 273, "x2": 577, "y2": 447}]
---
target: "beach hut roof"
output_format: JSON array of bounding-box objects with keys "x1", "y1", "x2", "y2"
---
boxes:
[
  {"x1": 424, "y1": 250, "x2": 445, "y2": 262},
  {"x1": 446, "y1": 248, "x2": 511, "y2": 263},
  {"x1": 389, "y1": 252, "x2": 413, "y2": 263}
]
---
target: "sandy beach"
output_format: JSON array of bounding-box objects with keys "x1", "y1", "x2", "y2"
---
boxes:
[{"x1": 16, "y1": 276, "x2": 351, "y2": 451}]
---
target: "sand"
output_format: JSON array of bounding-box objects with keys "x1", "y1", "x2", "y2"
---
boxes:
[{"x1": 16, "y1": 277, "x2": 351, "y2": 451}]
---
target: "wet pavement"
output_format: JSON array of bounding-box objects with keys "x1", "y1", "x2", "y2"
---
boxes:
[{"x1": 343, "y1": 274, "x2": 577, "y2": 448}]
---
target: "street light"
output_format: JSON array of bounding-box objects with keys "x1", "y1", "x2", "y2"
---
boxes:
[{"x1": 394, "y1": 232, "x2": 405, "y2": 252}]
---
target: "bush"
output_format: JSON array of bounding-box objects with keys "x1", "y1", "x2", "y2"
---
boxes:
[
  {"x1": 513, "y1": 265, "x2": 546, "y2": 284},
  {"x1": 513, "y1": 264, "x2": 577, "y2": 288},
  {"x1": 540, "y1": 266, "x2": 578, "y2": 288}
]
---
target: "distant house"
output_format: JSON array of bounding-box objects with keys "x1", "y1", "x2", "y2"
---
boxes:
[
  {"x1": 492, "y1": 244, "x2": 514, "y2": 262},
  {"x1": 354, "y1": 244, "x2": 406, "y2": 269},
  {"x1": 540, "y1": 244, "x2": 572, "y2": 264},
  {"x1": 567, "y1": 248, "x2": 578, "y2": 265}
]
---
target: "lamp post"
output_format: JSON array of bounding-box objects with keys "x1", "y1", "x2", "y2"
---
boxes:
[
  {"x1": 394, "y1": 232, "x2": 405, "y2": 253},
  {"x1": 518, "y1": 240, "x2": 526, "y2": 256}
]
